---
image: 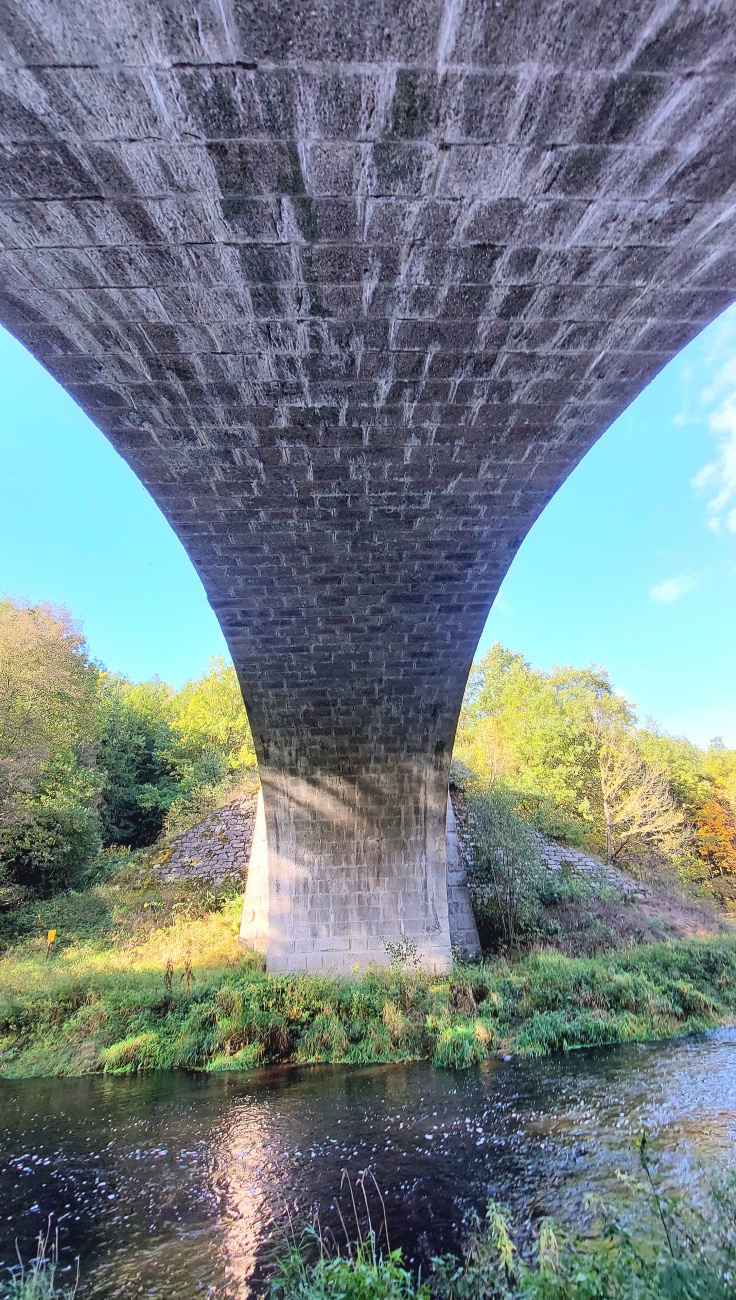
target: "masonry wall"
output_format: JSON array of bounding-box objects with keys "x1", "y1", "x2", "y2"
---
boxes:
[
  {"x1": 148, "y1": 792, "x2": 256, "y2": 885},
  {"x1": 1, "y1": 0, "x2": 734, "y2": 967}
]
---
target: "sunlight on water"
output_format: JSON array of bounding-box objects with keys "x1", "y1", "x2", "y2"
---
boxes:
[{"x1": 1, "y1": 1030, "x2": 735, "y2": 1297}]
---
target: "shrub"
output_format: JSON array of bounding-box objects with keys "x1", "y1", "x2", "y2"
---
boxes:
[
  {"x1": 0, "y1": 795, "x2": 101, "y2": 897},
  {"x1": 465, "y1": 786, "x2": 546, "y2": 949}
]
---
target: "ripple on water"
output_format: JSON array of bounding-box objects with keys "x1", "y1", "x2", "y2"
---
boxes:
[{"x1": 1, "y1": 1028, "x2": 735, "y2": 1298}]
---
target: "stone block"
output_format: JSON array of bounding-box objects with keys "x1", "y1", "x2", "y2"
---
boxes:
[{"x1": 2, "y1": 0, "x2": 735, "y2": 973}]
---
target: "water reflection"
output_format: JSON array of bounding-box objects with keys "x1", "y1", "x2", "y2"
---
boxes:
[{"x1": 1, "y1": 1029, "x2": 735, "y2": 1297}]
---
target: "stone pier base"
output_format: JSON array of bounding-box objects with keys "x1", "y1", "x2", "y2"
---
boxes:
[
  {"x1": 445, "y1": 800, "x2": 482, "y2": 960},
  {"x1": 239, "y1": 788, "x2": 270, "y2": 953},
  {"x1": 240, "y1": 785, "x2": 479, "y2": 972}
]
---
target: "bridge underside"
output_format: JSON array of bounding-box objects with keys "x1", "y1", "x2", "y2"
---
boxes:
[{"x1": 1, "y1": 0, "x2": 735, "y2": 969}]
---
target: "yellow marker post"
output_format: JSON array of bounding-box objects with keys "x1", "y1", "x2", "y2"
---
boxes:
[{"x1": 45, "y1": 929, "x2": 56, "y2": 960}]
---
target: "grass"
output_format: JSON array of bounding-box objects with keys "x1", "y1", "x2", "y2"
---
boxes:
[
  {"x1": 1, "y1": 1224, "x2": 78, "y2": 1300},
  {"x1": 1, "y1": 862, "x2": 736, "y2": 1077},
  {"x1": 269, "y1": 1159, "x2": 736, "y2": 1299}
]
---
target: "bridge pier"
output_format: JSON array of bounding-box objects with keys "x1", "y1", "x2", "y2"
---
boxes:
[
  {"x1": 4, "y1": 0, "x2": 734, "y2": 982},
  {"x1": 240, "y1": 766, "x2": 479, "y2": 973}
]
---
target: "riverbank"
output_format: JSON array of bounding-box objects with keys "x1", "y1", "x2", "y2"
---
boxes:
[
  {"x1": 1, "y1": 865, "x2": 736, "y2": 1076},
  {"x1": 269, "y1": 1166, "x2": 736, "y2": 1300}
]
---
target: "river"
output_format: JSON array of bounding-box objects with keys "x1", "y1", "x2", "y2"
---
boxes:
[{"x1": 1, "y1": 1028, "x2": 735, "y2": 1297}]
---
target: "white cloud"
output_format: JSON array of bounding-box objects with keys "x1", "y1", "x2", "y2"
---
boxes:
[
  {"x1": 650, "y1": 573, "x2": 698, "y2": 603},
  {"x1": 688, "y1": 304, "x2": 736, "y2": 533},
  {"x1": 692, "y1": 398, "x2": 736, "y2": 531}
]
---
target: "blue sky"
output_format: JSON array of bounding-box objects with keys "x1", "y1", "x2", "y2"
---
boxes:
[
  {"x1": 479, "y1": 303, "x2": 736, "y2": 747},
  {"x1": 1, "y1": 307, "x2": 735, "y2": 747}
]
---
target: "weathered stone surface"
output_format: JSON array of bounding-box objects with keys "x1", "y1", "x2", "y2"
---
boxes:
[
  {"x1": 242, "y1": 790, "x2": 480, "y2": 966},
  {"x1": 0, "y1": 0, "x2": 734, "y2": 969},
  {"x1": 452, "y1": 790, "x2": 652, "y2": 903},
  {"x1": 534, "y1": 837, "x2": 652, "y2": 901},
  {"x1": 148, "y1": 791, "x2": 256, "y2": 885},
  {"x1": 446, "y1": 799, "x2": 482, "y2": 959},
  {"x1": 240, "y1": 788, "x2": 270, "y2": 953}
]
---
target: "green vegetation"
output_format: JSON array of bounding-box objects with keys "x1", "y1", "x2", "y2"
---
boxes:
[
  {"x1": 269, "y1": 1148, "x2": 736, "y2": 1299},
  {"x1": 1, "y1": 1225, "x2": 78, "y2": 1300},
  {"x1": 0, "y1": 597, "x2": 256, "y2": 904},
  {"x1": 455, "y1": 644, "x2": 736, "y2": 905},
  {"x1": 1, "y1": 852, "x2": 735, "y2": 1076},
  {"x1": 455, "y1": 783, "x2": 727, "y2": 959},
  {"x1": 4, "y1": 598, "x2": 735, "y2": 917},
  {"x1": 1, "y1": 598, "x2": 735, "y2": 1080}
]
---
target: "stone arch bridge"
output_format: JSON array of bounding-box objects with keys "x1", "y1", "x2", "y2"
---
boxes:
[{"x1": 1, "y1": 0, "x2": 735, "y2": 970}]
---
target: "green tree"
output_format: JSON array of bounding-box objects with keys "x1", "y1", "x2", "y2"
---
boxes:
[
  {"x1": 0, "y1": 599, "x2": 101, "y2": 895},
  {"x1": 455, "y1": 645, "x2": 691, "y2": 868},
  {"x1": 97, "y1": 675, "x2": 178, "y2": 847},
  {"x1": 96, "y1": 660, "x2": 257, "y2": 848},
  {"x1": 170, "y1": 656, "x2": 256, "y2": 775},
  {"x1": 0, "y1": 749, "x2": 101, "y2": 895},
  {"x1": 638, "y1": 728, "x2": 710, "y2": 818},
  {"x1": 456, "y1": 645, "x2": 633, "y2": 845},
  {"x1": 164, "y1": 658, "x2": 257, "y2": 837}
]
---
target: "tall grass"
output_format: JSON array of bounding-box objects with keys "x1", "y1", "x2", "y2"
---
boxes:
[
  {"x1": 2, "y1": 931, "x2": 736, "y2": 1077},
  {"x1": 269, "y1": 1149, "x2": 736, "y2": 1299},
  {"x1": 270, "y1": 1171, "x2": 419, "y2": 1300},
  {"x1": 1, "y1": 1224, "x2": 78, "y2": 1300},
  {"x1": 2, "y1": 860, "x2": 736, "y2": 1078}
]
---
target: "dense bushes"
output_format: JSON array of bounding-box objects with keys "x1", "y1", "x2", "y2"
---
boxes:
[
  {"x1": 0, "y1": 596, "x2": 257, "y2": 901},
  {"x1": 96, "y1": 677, "x2": 178, "y2": 848},
  {"x1": 0, "y1": 793, "x2": 101, "y2": 898},
  {"x1": 461, "y1": 786, "x2": 605, "y2": 954},
  {"x1": 464, "y1": 786, "x2": 545, "y2": 948},
  {"x1": 0, "y1": 600, "x2": 101, "y2": 900}
]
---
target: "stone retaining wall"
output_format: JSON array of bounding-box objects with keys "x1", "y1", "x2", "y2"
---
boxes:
[
  {"x1": 148, "y1": 787, "x2": 648, "y2": 947},
  {"x1": 148, "y1": 792, "x2": 257, "y2": 885},
  {"x1": 450, "y1": 789, "x2": 650, "y2": 901},
  {"x1": 535, "y1": 837, "x2": 651, "y2": 900}
]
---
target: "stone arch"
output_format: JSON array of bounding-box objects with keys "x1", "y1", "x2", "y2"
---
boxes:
[{"x1": 0, "y1": 0, "x2": 734, "y2": 968}]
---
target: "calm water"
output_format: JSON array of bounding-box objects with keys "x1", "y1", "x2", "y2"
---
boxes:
[{"x1": 1, "y1": 1029, "x2": 735, "y2": 1297}]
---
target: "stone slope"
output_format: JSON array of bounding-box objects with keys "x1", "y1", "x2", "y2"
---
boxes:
[{"x1": 147, "y1": 791, "x2": 257, "y2": 886}]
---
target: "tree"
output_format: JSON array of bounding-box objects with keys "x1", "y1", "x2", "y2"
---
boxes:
[
  {"x1": 637, "y1": 728, "x2": 709, "y2": 819},
  {"x1": 0, "y1": 599, "x2": 97, "y2": 810},
  {"x1": 170, "y1": 657, "x2": 256, "y2": 775},
  {"x1": 0, "y1": 599, "x2": 101, "y2": 895},
  {"x1": 0, "y1": 750, "x2": 101, "y2": 895},
  {"x1": 456, "y1": 644, "x2": 633, "y2": 844},
  {"x1": 696, "y1": 795, "x2": 736, "y2": 878},
  {"x1": 455, "y1": 643, "x2": 698, "y2": 871},
  {"x1": 95, "y1": 660, "x2": 257, "y2": 848},
  {"x1": 161, "y1": 658, "x2": 257, "y2": 837},
  {"x1": 595, "y1": 735, "x2": 688, "y2": 864},
  {"x1": 0, "y1": 598, "x2": 261, "y2": 893},
  {"x1": 97, "y1": 675, "x2": 178, "y2": 847}
]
